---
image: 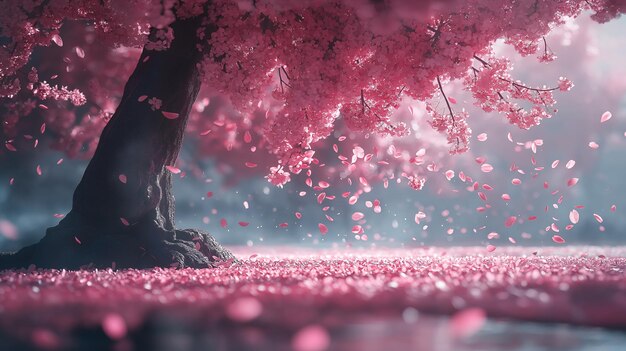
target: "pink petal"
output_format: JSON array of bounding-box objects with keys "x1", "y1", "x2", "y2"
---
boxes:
[
  {"x1": 75, "y1": 47, "x2": 85, "y2": 58},
  {"x1": 238, "y1": 221, "x2": 249, "y2": 227},
  {"x1": 567, "y1": 178, "x2": 579, "y2": 187},
  {"x1": 351, "y1": 212, "x2": 365, "y2": 221},
  {"x1": 611, "y1": 205, "x2": 617, "y2": 212},
  {"x1": 565, "y1": 160, "x2": 575, "y2": 169},
  {"x1": 477, "y1": 133, "x2": 487, "y2": 142},
  {"x1": 569, "y1": 209, "x2": 579, "y2": 224},
  {"x1": 318, "y1": 223, "x2": 328, "y2": 234},
  {"x1": 5, "y1": 143, "x2": 16, "y2": 152},
  {"x1": 551, "y1": 223, "x2": 560, "y2": 232},
  {"x1": 445, "y1": 170, "x2": 455, "y2": 181},
  {"x1": 36, "y1": 165, "x2": 42, "y2": 176},
  {"x1": 295, "y1": 212, "x2": 302, "y2": 219},
  {"x1": 501, "y1": 194, "x2": 511, "y2": 201},
  {"x1": 593, "y1": 214, "x2": 603, "y2": 223},
  {"x1": 348, "y1": 196, "x2": 358, "y2": 205},
  {"x1": 480, "y1": 163, "x2": 493, "y2": 173},
  {"x1": 200, "y1": 130, "x2": 212, "y2": 136},
  {"x1": 588, "y1": 141, "x2": 599, "y2": 149},
  {"x1": 245, "y1": 162, "x2": 257, "y2": 168},
  {"x1": 118, "y1": 174, "x2": 127, "y2": 184},
  {"x1": 600, "y1": 111, "x2": 612, "y2": 123},
  {"x1": 51, "y1": 34, "x2": 64, "y2": 47},
  {"x1": 279, "y1": 222, "x2": 288, "y2": 228},
  {"x1": 120, "y1": 217, "x2": 129, "y2": 226},
  {"x1": 220, "y1": 218, "x2": 228, "y2": 228},
  {"x1": 137, "y1": 95, "x2": 148, "y2": 102},
  {"x1": 504, "y1": 216, "x2": 517, "y2": 228},
  {"x1": 511, "y1": 178, "x2": 521, "y2": 185},
  {"x1": 165, "y1": 166, "x2": 181, "y2": 174},
  {"x1": 551, "y1": 160, "x2": 559, "y2": 169},
  {"x1": 243, "y1": 131, "x2": 252, "y2": 143},
  {"x1": 161, "y1": 111, "x2": 179, "y2": 120},
  {"x1": 317, "y1": 192, "x2": 326, "y2": 204},
  {"x1": 552, "y1": 235, "x2": 565, "y2": 244},
  {"x1": 351, "y1": 225, "x2": 362, "y2": 234}
]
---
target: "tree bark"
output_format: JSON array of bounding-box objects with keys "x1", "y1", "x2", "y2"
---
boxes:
[{"x1": 0, "y1": 17, "x2": 234, "y2": 269}]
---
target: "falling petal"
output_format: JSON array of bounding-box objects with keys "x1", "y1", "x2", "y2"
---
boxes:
[
  {"x1": 75, "y1": 47, "x2": 85, "y2": 58},
  {"x1": 600, "y1": 111, "x2": 612, "y2": 123},
  {"x1": 569, "y1": 210, "x2": 579, "y2": 224},
  {"x1": 445, "y1": 170, "x2": 455, "y2": 181},
  {"x1": 318, "y1": 223, "x2": 328, "y2": 234},
  {"x1": 552, "y1": 235, "x2": 565, "y2": 244},
  {"x1": 505, "y1": 216, "x2": 517, "y2": 228},
  {"x1": 165, "y1": 166, "x2": 181, "y2": 174},
  {"x1": 161, "y1": 111, "x2": 179, "y2": 119},
  {"x1": 567, "y1": 178, "x2": 579, "y2": 187},
  {"x1": 243, "y1": 131, "x2": 252, "y2": 143},
  {"x1": 593, "y1": 214, "x2": 603, "y2": 223},
  {"x1": 352, "y1": 212, "x2": 365, "y2": 221},
  {"x1": 51, "y1": 34, "x2": 63, "y2": 47}
]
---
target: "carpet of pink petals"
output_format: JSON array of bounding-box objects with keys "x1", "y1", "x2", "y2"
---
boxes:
[{"x1": 0, "y1": 246, "x2": 625, "y2": 349}]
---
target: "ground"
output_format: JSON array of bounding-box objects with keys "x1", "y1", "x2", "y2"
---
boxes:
[{"x1": 0, "y1": 246, "x2": 625, "y2": 351}]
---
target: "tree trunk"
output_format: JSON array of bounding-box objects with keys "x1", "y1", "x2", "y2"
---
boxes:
[{"x1": 0, "y1": 17, "x2": 234, "y2": 269}]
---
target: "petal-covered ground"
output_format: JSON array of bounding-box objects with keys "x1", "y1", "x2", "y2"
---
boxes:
[{"x1": 0, "y1": 246, "x2": 625, "y2": 351}]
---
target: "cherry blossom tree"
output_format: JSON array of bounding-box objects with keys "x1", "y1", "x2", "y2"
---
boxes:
[{"x1": 0, "y1": 0, "x2": 624, "y2": 269}]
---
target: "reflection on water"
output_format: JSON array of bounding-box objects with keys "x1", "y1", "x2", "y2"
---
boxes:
[{"x1": 137, "y1": 311, "x2": 626, "y2": 351}]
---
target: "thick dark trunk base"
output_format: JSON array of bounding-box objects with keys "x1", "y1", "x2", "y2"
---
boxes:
[{"x1": 0, "y1": 214, "x2": 234, "y2": 270}]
